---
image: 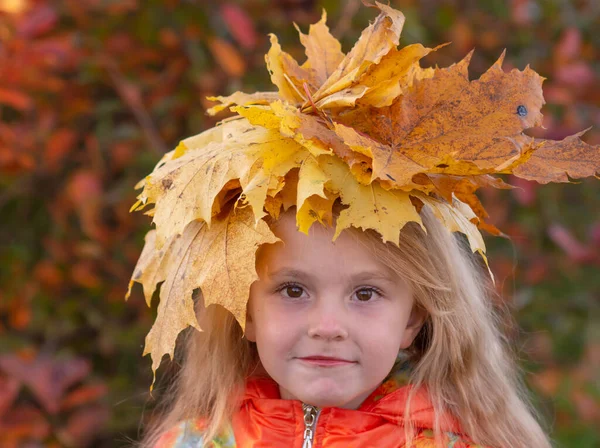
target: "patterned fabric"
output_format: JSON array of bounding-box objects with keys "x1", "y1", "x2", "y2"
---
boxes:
[{"x1": 155, "y1": 419, "x2": 236, "y2": 448}]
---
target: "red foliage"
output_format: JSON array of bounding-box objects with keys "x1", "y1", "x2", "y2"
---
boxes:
[{"x1": 0, "y1": 0, "x2": 598, "y2": 445}]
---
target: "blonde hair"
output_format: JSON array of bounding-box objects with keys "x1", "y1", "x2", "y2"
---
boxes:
[{"x1": 136, "y1": 202, "x2": 552, "y2": 448}]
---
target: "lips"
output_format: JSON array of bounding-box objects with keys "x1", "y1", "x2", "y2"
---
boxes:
[
  {"x1": 301, "y1": 356, "x2": 352, "y2": 361},
  {"x1": 297, "y1": 355, "x2": 356, "y2": 366}
]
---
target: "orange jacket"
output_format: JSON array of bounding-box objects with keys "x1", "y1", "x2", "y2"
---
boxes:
[{"x1": 155, "y1": 372, "x2": 483, "y2": 447}]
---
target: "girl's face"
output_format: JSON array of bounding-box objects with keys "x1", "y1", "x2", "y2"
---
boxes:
[{"x1": 246, "y1": 210, "x2": 425, "y2": 409}]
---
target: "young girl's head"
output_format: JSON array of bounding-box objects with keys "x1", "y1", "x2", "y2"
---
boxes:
[
  {"x1": 142, "y1": 200, "x2": 551, "y2": 448},
  {"x1": 245, "y1": 203, "x2": 426, "y2": 410}
]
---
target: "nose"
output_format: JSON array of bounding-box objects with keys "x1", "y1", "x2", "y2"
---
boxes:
[{"x1": 307, "y1": 298, "x2": 349, "y2": 341}]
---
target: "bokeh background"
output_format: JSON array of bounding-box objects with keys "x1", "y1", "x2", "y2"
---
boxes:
[{"x1": 0, "y1": 0, "x2": 598, "y2": 446}]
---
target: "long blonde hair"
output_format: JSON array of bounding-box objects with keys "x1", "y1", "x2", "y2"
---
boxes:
[{"x1": 137, "y1": 203, "x2": 552, "y2": 448}]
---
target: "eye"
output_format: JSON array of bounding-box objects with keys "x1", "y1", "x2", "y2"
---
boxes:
[
  {"x1": 277, "y1": 282, "x2": 305, "y2": 299},
  {"x1": 354, "y1": 287, "x2": 382, "y2": 302}
]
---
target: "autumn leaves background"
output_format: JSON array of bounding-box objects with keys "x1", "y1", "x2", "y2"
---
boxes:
[{"x1": 1, "y1": 1, "x2": 599, "y2": 447}]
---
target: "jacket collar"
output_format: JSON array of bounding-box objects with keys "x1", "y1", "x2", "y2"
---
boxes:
[{"x1": 242, "y1": 364, "x2": 463, "y2": 434}]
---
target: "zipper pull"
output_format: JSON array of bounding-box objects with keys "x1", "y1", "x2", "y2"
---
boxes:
[{"x1": 302, "y1": 403, "x2": 318, "y2": 448}]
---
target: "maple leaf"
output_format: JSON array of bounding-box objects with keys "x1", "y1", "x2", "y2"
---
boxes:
[
  {"x1": 211, "y1": 2, "x2": 406, "y2": 114},
  {"x1": 206, "y1": 91, "x2": 280, "y2": 116},
  {"x1": 412, "y1": 192, "x2": 492, "y2": 277},
  {"x1": 126, "y1": 230, "x2": 180, "y2": 306},
  {"x1": 333, "y1": 51, "x2": 545, "y2": 185},
  {"x1": 295, "y1": 155, "x2": 333, "y2": 233},
  {"x1": 356, "y1": 43, "x2": 442, "y2": 107},
  {"x1": 306, "y1": 2, "x2": 405, "y2": 108},
  {"x1": 424, "y1": 174, "x2": 514, "y2": 236},
  {"x1": 129, "y1": 206, "x2": 280, "y2": 389},
  {"x1": 414, "y1": 192, "x2": 486, "y2": 255},
  {"x1": 233, "y1": 101, "x2": 373, "y2": 183},
  {"x1": 135, "y1": 122, "x2": 313, "y2": 247},
  {"x1": 295, "y1": 10, "x2": 344, "y2": 87},
  {"x1": 513, "y1": 129, "x2": 600, "y2": 183},
  {"x1": 317, "y1": 154, "x2": 424, "y2": 246}
]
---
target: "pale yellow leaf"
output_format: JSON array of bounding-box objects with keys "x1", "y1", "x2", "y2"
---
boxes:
[
  {"x1": 191, "y1": 205, "x2": 280, "y2": 332},
  {"x1": 318, "y1": 155, "x2": 424, "y2": 246},
  {"x1": 296, "y1": 9, "x2": 345, "y2": 85},
  {"x1": 414, "y1": 192, "x2": 492, "y2": 279},
  {"x1": 126, "y1": 230, "x2": 180, "y2": 306},
  {"x1": 142, "y1": 207, "x2": 280, "y2": 390},
  {"x1": 206, "y1": 91, "x2": 280, "y2": 115},
  {"x1": 311, "y1": 2, "x2": 405, "y2": 105},
  {"x1": 296, "y1": 155, "x2": 329, "y2": 233},
  {"x1": 138, "y1": 124, "x2": 310, "y2": 246},
  {"x1": 234, "y1": 102, "x2": 333, "y2": 157},
  {"x1": 265, "y1": 34, "x2": 310, "y2": 104},
  {"x1": 358, "y1": 43, "x2": 439, "y2": 107}
]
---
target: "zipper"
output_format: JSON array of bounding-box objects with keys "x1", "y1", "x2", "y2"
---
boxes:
[{"x1": 301, "y1": 403, "x2": 321, "y2": 448}]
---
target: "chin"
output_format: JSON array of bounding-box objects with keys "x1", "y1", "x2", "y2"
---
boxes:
[
  {"x1": 298, "y1": 389, "x2": 351, "y2": 408},
  {"x1": 280, "y1": 376, "x2": 360, "y2": 407}
]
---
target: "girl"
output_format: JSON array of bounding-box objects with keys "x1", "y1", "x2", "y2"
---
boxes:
[
  {"x1": 129, "y1": 3, "x2": 596, "y2": 447},
  {"x1": 138, "y1": 202, "x2": 551, "y2": 447}
]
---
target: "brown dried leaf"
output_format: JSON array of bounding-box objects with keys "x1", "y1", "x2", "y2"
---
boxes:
[
  {"x1": 336, "y1": 51, "x2": 545, "y2": 181},
  {"x1": 513, "y1": 129, "x2": 600, "y2": 183}
]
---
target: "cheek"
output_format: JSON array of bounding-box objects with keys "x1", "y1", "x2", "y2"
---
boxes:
[
  {"x1": 253, "y1": 301, "x2": 300, "y2": 352},
  {"x1": 357, "y1": 304, "x2": 411, "y2": 354}
]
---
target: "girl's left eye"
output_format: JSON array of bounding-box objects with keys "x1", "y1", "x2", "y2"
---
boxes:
[
  {"x1": 276, "y1": 283, "x2": 382, "y2": 302},
  {"x1": 354, "y1": 287, "x2": 381, "y2": 302}
]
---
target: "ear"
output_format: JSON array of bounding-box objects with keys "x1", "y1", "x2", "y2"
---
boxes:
[{"x1": 399, "y1": 304, "x2": 427, "y2": 349}]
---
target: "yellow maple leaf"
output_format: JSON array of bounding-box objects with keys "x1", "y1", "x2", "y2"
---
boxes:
[
  {"x1": 214, "y1": 2, "x2": 406, "y2": 115},
  {"x1": 295, "y1": 155, "x2": 330, "y2": 233},
  {"x1": 136, "y1": 123, "x2": 312, "y2": 246},
  {"x1": 318, "y1": 154, "x2": 424, "y2": 246},
  {"x1": 357, "y1": 43, "x2": 442, "y2": 107},
  {"x1": 413, "y1": 192, "x2": 492, "y2": 278},
  {"x1": 307, "y1": 2, "x2": 405, "y2": 108},
  {"x1": 126, "y1": 230, "x2": 180, "y2": 306},
  {"x1": 206, "y1": 91, "x2": 280, "y2": 116},
  {"x1": 425, "y1": 174, "x2": 514, "y2": 237},
  {"x1": 234, "y1": 102, "x2": 374, "y2": 184},
  {"x1": 295, "y1": 10, "x2": 344, "y2": 86},
  {"x1": 129, "y1": 206, "x2": 280, "y2": 390}
]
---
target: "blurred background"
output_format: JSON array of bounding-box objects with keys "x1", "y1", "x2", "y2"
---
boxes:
[{"x1": 0, "y1": 0, "x2": 598, "y2": 446}]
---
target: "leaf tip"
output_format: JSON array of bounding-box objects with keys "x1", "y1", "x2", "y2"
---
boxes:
[
  {"x1": 129, "y1": 199, "x2": 142, "y2": 213},
  {"x1": 493, "y1": 48, "x2": 507, "y2": 68},
  {"x1": 463, "y1": 49, "x2": 475, "y2": 64},
  {"x1": 125, "y1": 280, "x2": 134, "y2": 301},
  {"x1": 433, "y1": 41, "x2": 452, "y2": 52},
  {"x1": 320, "y1": 8, "x2": 328, "y2": 23}
]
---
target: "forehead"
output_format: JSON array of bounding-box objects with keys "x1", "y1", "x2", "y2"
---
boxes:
[{"x1": 257, "y1": 210, "x2": 397, "y2": 280}]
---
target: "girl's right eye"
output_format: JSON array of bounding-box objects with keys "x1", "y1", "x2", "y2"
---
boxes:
[{"x1": 276, "y1": 282, "x2": 305, "y2": 299}]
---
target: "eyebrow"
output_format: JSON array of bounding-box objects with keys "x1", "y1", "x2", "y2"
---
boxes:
[{"x1": 267, "y1": 267, "x2": 396, "y2": 284}]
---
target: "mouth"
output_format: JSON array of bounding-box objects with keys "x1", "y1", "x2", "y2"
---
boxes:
[{"x1": 297, "y1": 356, "x2": 357, "y2": 367}]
